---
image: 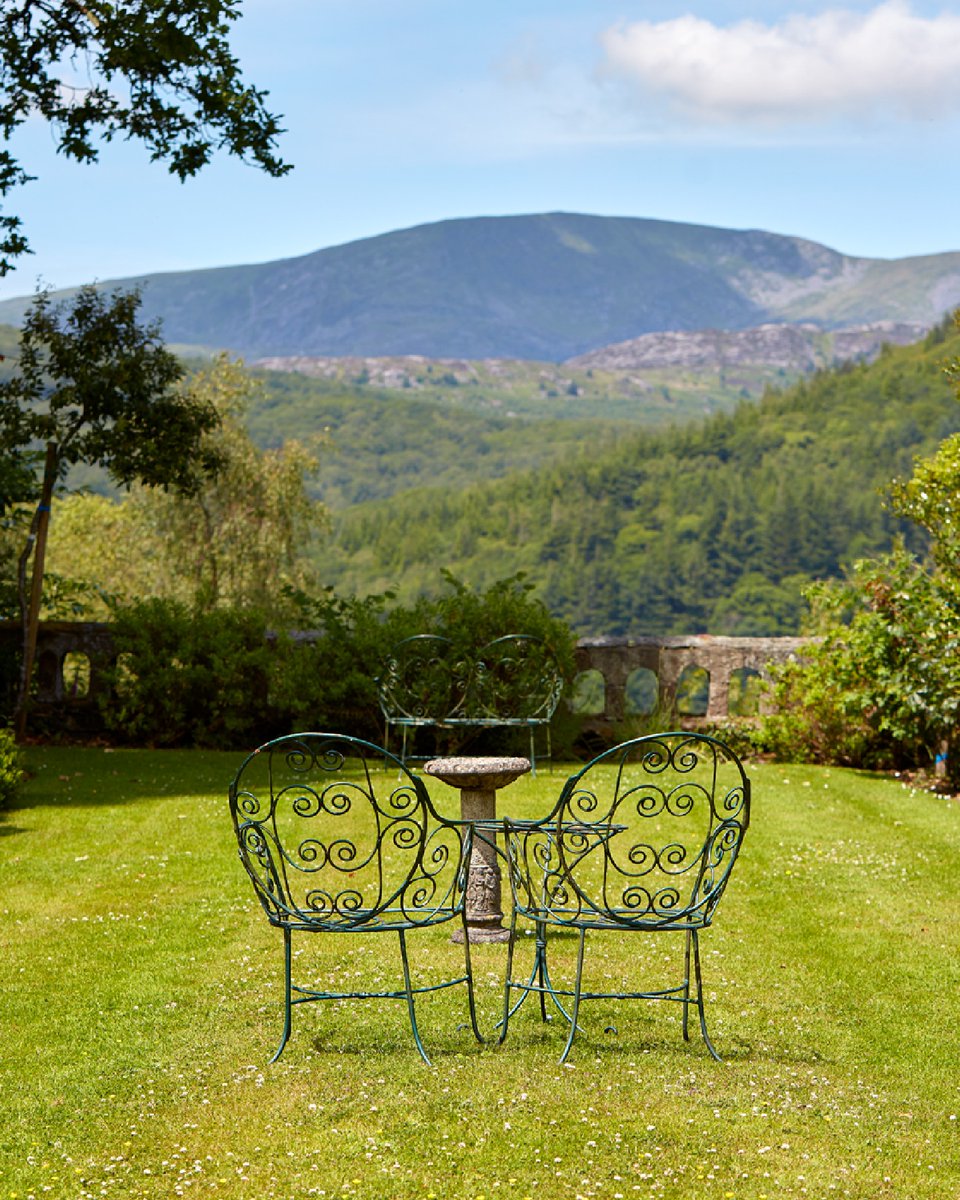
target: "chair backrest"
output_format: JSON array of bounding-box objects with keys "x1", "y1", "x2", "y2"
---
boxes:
[
  {"x1": 466, "y1": 634, "x2": 564, "y2": 722},
  {"x1": 510, "y1": 732, "x2": 750, "y2": 928},
  {"x1": 377, "y1": 635, "x2": 459, "y2": 723},
  {"x1": 377, "y1": 633, "x2": 563, "y2": 725},
  {"x1": 228, "y1": 733, "x2": 469, "y2": 930}
]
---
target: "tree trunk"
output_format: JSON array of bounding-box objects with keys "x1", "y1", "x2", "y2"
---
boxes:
[{"x1": 14, "y1": 442, "x2": 58, "y2": 742}]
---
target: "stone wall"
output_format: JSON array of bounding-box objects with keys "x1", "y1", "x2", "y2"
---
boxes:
[
  {"x1": 0, "y1": 621, "x2": 812, "y2": 737},
  {"x1": 573, "y1": 634, "x2": 810, "y2": 736}
]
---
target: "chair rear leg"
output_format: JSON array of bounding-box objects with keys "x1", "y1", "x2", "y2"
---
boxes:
[
  {"x1": 559, "y1": 927, "x2": 587, "y2": 1064},
  {"x1": 398, "y1": 929, "x2": 432, "y2": 1065},
  {"x1": 269, "y1": 927, "x2": 293, "y2": 1064},
  {"x1": 682, "y1": 929, "x2": 693, "y2": 1043}
]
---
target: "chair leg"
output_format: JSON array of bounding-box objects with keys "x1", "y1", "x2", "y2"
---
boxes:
[
  {"x1": 682, "y1": 929, "x2": 692, "y2": 1043},
  {"x1": 535, "y1": 920, "x2": 550, "y2": 1022},
  {"x1": 690, "y1": 929, "x2": 723, "y2": 1062},
  {"x1": 269, "y1": 927, "x2": 293, "y2": 1064},
  {"x1": 460, "y1": 913, "x2": 484, "y2": 1044},
  {"x1": 559, "y1": 927, "x2": 587, "y2": 1064},
  {"x1": 499, "y1": 908, "x2": 519, "y2": 1044},
  {"x1": 398, "y1": 929, "x2": 432, "y2": 1065}
]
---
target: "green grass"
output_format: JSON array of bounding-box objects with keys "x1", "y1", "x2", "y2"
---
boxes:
[{"x1": 3, "y1": 748, "x2": 959, "y2": 1199}]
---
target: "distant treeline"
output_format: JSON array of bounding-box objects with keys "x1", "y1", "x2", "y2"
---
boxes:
[{"x1": 319, "y1": 318, "x2": 960, "y2": 637}]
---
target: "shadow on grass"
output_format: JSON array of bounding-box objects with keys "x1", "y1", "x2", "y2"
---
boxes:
[{"x1": 13, "y1": 746, "x2": 240, "y2": 810}]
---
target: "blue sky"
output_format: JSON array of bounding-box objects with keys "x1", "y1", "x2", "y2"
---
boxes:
[{"x1": 3, "y1": 0, "x2": 960, "y2": 299}]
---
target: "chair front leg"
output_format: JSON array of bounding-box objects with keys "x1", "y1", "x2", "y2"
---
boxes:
[
  {"x1": 682, "y1": 928, "x2": 693, "y2": 1043},
  {"x1": 559, "y1": 927, "x2": 587, "y2": 1064},
  {"x1": 690, "y1": 929, "x2": 723, "y2": 1062},
  {"x1": 398, "y1": 928, "x2": 432, "y2": 1065},
  {"x1": 269, "y1": 926, "x2": 293, "y2": 1064},
  {"x1": 460, "y1": 913, "x2": 485, "y2": 1044}
]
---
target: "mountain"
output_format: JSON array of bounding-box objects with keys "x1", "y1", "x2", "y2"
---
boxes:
[{"x1": 1, "y1": 213, "x2": 958, "y2": 361}]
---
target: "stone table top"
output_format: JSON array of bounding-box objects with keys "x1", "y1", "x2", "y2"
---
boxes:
[{"x1": 423, "y1": 756, "x2": 531, "y2": 791}]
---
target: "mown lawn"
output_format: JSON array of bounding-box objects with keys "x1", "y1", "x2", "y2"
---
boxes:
[{"x1": 2, "y1": 746, "x2": 959, "y2": 1199}]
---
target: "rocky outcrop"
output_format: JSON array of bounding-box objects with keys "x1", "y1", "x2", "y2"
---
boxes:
[{"x1": 566, "y1": 321, "x2": 928, "y2": 374}]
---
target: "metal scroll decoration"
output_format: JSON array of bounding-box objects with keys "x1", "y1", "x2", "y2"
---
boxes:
[
  {"x1": 230, "y1": 734, "x2": 467, "y2": 930},
  {"x1": 508, "y1": 733, "x2": 749, "y2": 929},
  {"x1": 377, "y1": 633, "x2": 563, "y2": 724}
]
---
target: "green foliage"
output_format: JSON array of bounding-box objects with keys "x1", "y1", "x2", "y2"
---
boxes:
[
  {"x1": 0, "y1": 1, "x2": 288, "y2": 271},
  {"x1": 241, "y1": 366, "x2": 629, "y2": 509},
  {"x1": 269, "y1": 587, "x2": 416, "y2": 741},
  {"x1": 128, "y1": 357, "x2": 327, "y2": 615},
  {"x1": 760, "y1": 323, "x2": 960, "y2": 776},
  {"x1": 278, "y1": 572, "x2": 577, "y2": 743},
  {"x1": 421, "y1": 570, "x2": 576, "y2": 670},
  {"x1": 1, "y1": 286, "x2": 229, "y2": 736},
  {"x1": 0, "y1": 725, "x2": 23, "y2": 808},
  {"x1": 101, "y1": 599, "x2": 277, "y2": 748},
  {"x1": 0, "y1": 286, "x2": 221, "y2": 492},
  {"x1": 761, "y1": 548, "x2": 960, "y2": 771},
  {"x1": 37, "y1": 360, "x2": 327, "y2": 623},
  {"x1": 99, "y1": 575, "x2": 578, "y2": 750}
]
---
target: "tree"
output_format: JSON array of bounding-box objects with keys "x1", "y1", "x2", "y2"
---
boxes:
[
  {"x1": 0, "y1": 284, "x2": 223, "y2": 737},
  {"x1": 0, "y1": 0, "x2": 289, "y2": 273},
  {"x1": 41, "y1": 357, "x2": 328, "y2": 618},
  {"x1": 127, "y1": 356, "x2": 327, "y2": 614}
]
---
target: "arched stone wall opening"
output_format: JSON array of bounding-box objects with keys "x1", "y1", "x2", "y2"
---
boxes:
[
  {"x1": 63, "y1": 651, "x2": 91, "y2": 699},
  {"x1": 625, "y1": 667, "x2": 658, "y2": 715},
  {"x1": 728, "y1": 667, "x2": 762, "y2": 717},
  {"x1": 676, "y1": 665, "x2": 709, "y2": 716},
  {"x1": 569, "y1": 668, "x2": 605, "y2": 715}
]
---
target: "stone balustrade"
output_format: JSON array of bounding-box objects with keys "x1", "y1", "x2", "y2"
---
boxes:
[{"x1": 572, "y1": 634, "x2": 810, "y2": 736}]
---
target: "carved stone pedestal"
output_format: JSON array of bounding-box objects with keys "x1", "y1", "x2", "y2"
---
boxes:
[{"x1": 423, "y1": 756, "x2": 531, "y2": 943}]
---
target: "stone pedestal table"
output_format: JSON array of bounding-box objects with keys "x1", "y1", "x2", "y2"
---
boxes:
[{"x1": 423, "y1": 755, "x2": 531, "y2": 943}]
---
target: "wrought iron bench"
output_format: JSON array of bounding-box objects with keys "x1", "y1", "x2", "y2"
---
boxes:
[
  {"x1": 227, "y1": 732, "x2": 483, "y2": 1064},
  {"x1": 499, "y1": 731, "x2": 751, "y2": 1062},
  {"x1": 377, "y1": 633, "x2": 564, "y2": 772}
]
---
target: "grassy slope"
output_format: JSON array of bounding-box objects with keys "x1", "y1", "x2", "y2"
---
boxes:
[{"x1": 2, "y1": 748, "x2": 959, "y2": 1199}]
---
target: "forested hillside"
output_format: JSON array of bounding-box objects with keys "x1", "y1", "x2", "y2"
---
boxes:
[
  {"x1": 242, "y1": 368, "x2": 630, "y2": 508},
  {"x1": 320, "y1": 321, "x2": 960, "y2": 636}
]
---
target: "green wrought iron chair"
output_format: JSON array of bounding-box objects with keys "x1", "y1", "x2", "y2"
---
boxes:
[
  {"x1": 228, "y1": 732, "x2": 482, "y2": 1064},
  {"x1": 500, "y1": 732, "x2": 750, "y2": 1062}
]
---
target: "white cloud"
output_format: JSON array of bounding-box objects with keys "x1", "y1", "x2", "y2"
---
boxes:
[{"x1": 599, "y1": 2, "x2": 960, "y2": 125}]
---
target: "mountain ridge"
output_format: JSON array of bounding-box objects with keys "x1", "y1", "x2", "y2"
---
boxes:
[{"x1": 2, "y1": 212, "x2": 958, "y2": 361}]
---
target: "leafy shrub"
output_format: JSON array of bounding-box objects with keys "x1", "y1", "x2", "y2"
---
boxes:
[
  {"x1": 758, "y1": 548, "x2": 960, "y2": 774},
  {"x1": 0, "y1": 727, "x2": 24, "y2": 809},
  {"x1": 101, "y1": 599, "x2": 277, "y2": 747},
  {"x1": 428, "y1": 570, "x2": 576, "y2": 669},
  {"x1": 269, "y1": 587, "x2": 418, "y2": 741},
  {"x1": 279, "y1": 571, "x2": 578, "y2": 748}
]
